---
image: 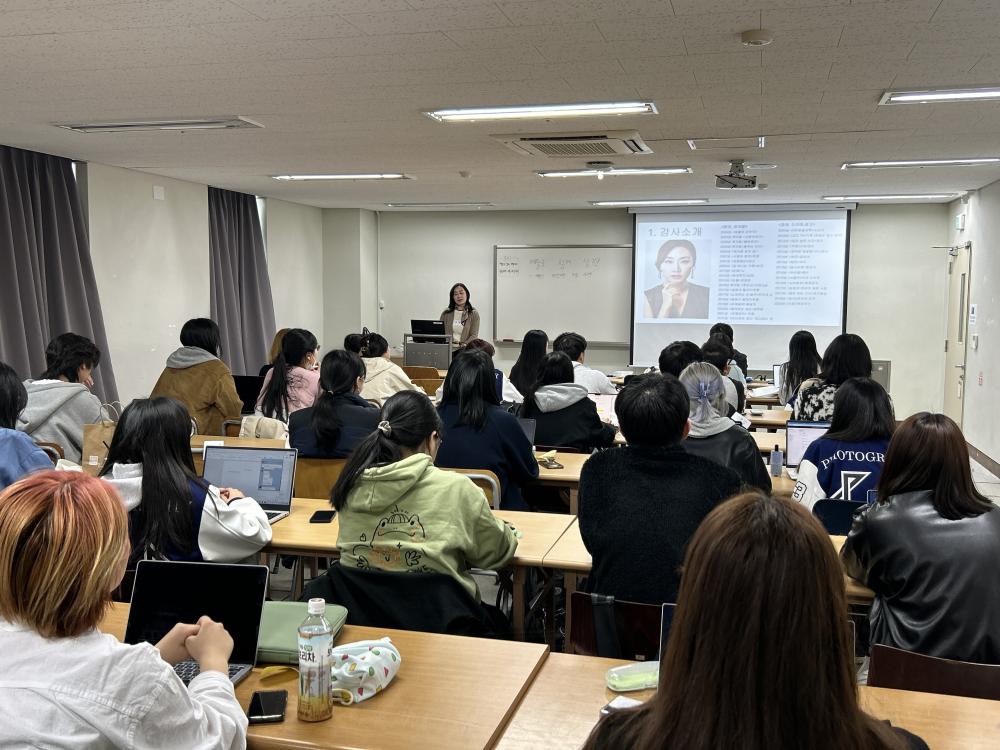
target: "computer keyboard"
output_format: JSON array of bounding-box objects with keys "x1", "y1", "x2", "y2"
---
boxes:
[{"x1": 173, "y1": 660, "x2": 244, "y2": 685}]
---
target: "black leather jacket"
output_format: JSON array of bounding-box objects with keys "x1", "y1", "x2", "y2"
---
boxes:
[
  {"x1": 683, "y1": 424, "x2": 772, "y2": 493},
  {"x1": 841, "y1": 490, "x2": 1000, "y2": 663}
]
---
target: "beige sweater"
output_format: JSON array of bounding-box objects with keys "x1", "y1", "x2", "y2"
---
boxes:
[{"x1": 360, "y1": 357, "x2": 421, "y2": 406}]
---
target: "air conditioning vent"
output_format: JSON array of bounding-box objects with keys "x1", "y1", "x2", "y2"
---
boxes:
[{"x1": 493, "y1": 130, "x2": 653, "y2": 158}]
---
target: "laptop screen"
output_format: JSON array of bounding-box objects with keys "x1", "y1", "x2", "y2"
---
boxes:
[
  {"x1": 202, "y1": 446, "x2": 297, "y2": 510},
  {"x1": 517, "y1": 417, "x2": 537, "y2": 444},
  {"x1": 772, "y1": 364, "x2": 782, "y2": 390},
  {"x1": 786, "y1": 421, "x2": 831, "y2": 467},
  {"x1": 125, "y1": 560, "x2": 268, "y2": 665},
  {"x1": 588, "y1": 394, "x2": 619, "y2": 427},
  {"x1": 232, "y1": 375, "x2": 264, "y2": 415}
]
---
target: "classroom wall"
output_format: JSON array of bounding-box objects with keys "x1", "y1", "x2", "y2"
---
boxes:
[
  {"x1": 846, "y1": 203, "x2": 949, "y2": 418},
  {"x1": 265, "y1": 198, "x2": 324, "y2": 342},
  {"x1": 85, "y1": 163, "x2": 210, "y2": 404},
  {"x1": 949, "y1": 180, "x2": 1000, "y2": 462},
  {"x1": 322, "y1": 208, "x2": 379, "y2": 346}
]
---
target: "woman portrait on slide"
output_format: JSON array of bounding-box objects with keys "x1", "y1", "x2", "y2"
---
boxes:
[{"x1": 643, "y1": 239, "x2": 710, "y2": 320}]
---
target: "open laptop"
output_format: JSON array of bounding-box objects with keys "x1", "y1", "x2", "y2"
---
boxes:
[
  {"x1": 785, "y1": 421, "x2": 831, "y2": 479},
  {"x1": 772, "y1": 364, "x2": 782, "y2": 390},
  {"x1": 588, "y1": 394, "x2": 619, "y2": 427},
  {"x1": 411, "y1": 319, "x2": 447, "y2": 343},
  {"x1": 202, "y1": 446, "x2": 297, "y2": 523},
  {"x1": 125, "y1": 560, "x2": 268, "y2": 686},
  {"x1": 233, "y1": 375, "x2": 265, "y2": 415},
  {"x1": 517, "y1": 417, "x2": 537, "y2": 445}
]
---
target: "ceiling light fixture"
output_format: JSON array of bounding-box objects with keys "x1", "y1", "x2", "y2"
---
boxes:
[
  {"x1": 537, "y1": 166, "x2": 692, "y2": 178},
  {"x1": 384, "y1": 202, "x2": 493, "y2": 208},
  {"x1": 55, "y1": 116, "x2": 262, "y2": 133},
  {"x1": 741, "y1": 29, "x2": 773, "y2": 48},
  {"x1": 880, "y1": 86, "x2": 1000, "y2": 105},
  {"x1": 272, "y1": 173, "x2": 411, "y2": 181},
  {"x1": 424, "y1": 101, "x2": 657, "y2": 122},
  {"x1": 823, "y1": 194, "x2": 961, "y2": 201},
  {"x1": 841, "y1": 158, "x2": 1000, "y2": 169},
  {"x1": 589, "y1": 199, "x2": 708, "y2": 207}
]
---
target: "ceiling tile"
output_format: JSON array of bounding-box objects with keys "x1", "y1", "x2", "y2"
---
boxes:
[
  {"x1": 444, "y1": 22, "x2": 604, "y2": 48},
  {"x1": 340, "y1": 6, "x2": 512, "y2": 34}
]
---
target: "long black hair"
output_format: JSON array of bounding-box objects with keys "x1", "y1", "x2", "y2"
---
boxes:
[
  {"x1": 0, "y1": 361, "x2": 27, "y2": 429},
  {"x1": 344, "y1": 330, "x2": 369, "y2": 355},
  {"x1": 259, "y1": 328, "x2": 319, "y2": 421},
  {"x1": 330, "y1": 391, "x2": 441, "y2": 511},
  {"x1": 180, "y1": 318, "x2": 222, "y2": 357},
  {"x1": 820, "y1": 333, "x2": 872, "y2": 386},
  {"x1": 440, "y1": 349, "x2": 500, "y2": 430},
  {"x1": 99, "y1": 397, "x2": 205, "y2": 557},
  {"x1": 312, "y1": 350, "x2": 366, "y2": 448},
  {"x1": 509, "y1": 329, "x2": 548, "y2": 396},
  {"x1": 447, "y1": 282, "x2": 474, "y2": 312},
  {"x1": 38, "y1": 333, "x2": 101, "y2": 382},
  {"x1": 784, "y1": 330, "x2": 822, "y2": 394},
  {"x1": 524, "y1": 351, "x2": 574, "y2": 412},
  {"x1": 824, "y1": 377, "x2": 895, "y2": 443},
  {"x1": 359, "y1": 331, "x2": 389, "y2": 358}
]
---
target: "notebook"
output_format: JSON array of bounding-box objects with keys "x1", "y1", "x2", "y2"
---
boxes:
[
  {"x1": 202, "y1": 446, "x2": 297, "y2": 523},
  {"x1": 125, "y1": 560, "x2": 268, "y2": 686}
]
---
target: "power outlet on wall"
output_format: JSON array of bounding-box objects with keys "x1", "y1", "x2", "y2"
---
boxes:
[{"x1": 152, "y1": 185, "x2": 165, "y2": 200}]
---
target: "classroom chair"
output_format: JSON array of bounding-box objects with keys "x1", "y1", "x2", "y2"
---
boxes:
[
  {"x1": 33, "y1": 441, "x2": 64, "y2": 464},
  {"x1": 569, "y1": 591, "x2": 663, "y2": 662},
  {"x1": 402, "y1": 365, "x2": 440, "y2": 379},
  {"x1": 812, "y1": 499, "x2": 866, "y2": 535},
  {"x1": 222, "y1": 419, "x2": 242, "y2": 438},
  {"x1": 868, "y1": 645, "x2": 1000, "y2": 701},
  {"x1": 294, "y1": 458, "x2": 348, "y2": 499},
  {"x1": 413, "y1": 377, "x2": 444, "y2": 394},
  {"x1": 442, "y1": 468, "x2": 502, "y2": 509}
]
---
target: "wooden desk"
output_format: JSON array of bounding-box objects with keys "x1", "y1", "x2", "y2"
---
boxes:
[
  {"x1": 495, "y1": 650, "x2": 1000, "y2": 750},
  {"x1": 746, "y1": 409, "x2": 790, "y2": 430},
  {"x1": 100, "y1": 602, "x2": 548, "y2": 750},
  {"x1": 190, "y1": 436, "x2": 287, "y2": 473},
  {"x1": 532, "y1": 452, "x2": 589, "y2": 514},
  {"x1": 267, "y1": 498, "x2": 575, "y2": 641},
  {"x1": 746, "y1": 392, "x2": 780, "y2": 406},
  {"x1": 752, "y1": 431, "x2": 786, "y2": 456}
]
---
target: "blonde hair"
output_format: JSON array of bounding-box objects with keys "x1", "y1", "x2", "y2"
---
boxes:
[
  {"x1": 0, "y1": 471, "x2": 129, "y2": 638},
  {"x1": 268, "y1": 328, "x2": 290, "y2": 365}
]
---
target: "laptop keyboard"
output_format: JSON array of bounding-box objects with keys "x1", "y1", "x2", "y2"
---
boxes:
[
  {"x1": 174, "y1": 660, "x2": 245, "y2": 685},
  {"x1": 265, "y1": 510, "x2": 285, "y2": 522}
]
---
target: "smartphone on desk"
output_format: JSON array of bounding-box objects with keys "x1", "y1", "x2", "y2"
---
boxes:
[
  {"x1": 248, "y1": 690, "x2": 287, "y2": 724},
  {"x1": 309, "y1": 510, "x2": 336, "y2": 524}
]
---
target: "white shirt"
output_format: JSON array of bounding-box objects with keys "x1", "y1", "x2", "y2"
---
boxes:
[
  {"x1": 452, "y1": 313, "x2": 465, "y2": 343},
  {"x1": 0, "y1": 620, "x2": 247, "y2": 749},
  {"x1": 571, "y1": 361, "x2": 617, "y2": 395}
]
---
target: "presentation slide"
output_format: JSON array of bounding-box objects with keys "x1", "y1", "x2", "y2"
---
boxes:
[{"x1": 632, "y1": 210, "x2": 849, "y2": 369}]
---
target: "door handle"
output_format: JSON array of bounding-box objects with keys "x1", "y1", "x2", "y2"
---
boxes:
[{"x1": 955, "y1": 364, "x2": 966, "y2": 369}]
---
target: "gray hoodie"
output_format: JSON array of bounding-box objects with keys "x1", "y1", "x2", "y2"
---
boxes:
[
  {"x1": 531, "y1": 382, "x2": 590, "y2": 413},
  {"x1": 17, "y1": 380, "x2": 103, "y2": 464},
  {"x1": 165, "y1": 346, "x2": 218, "y2": 369}
]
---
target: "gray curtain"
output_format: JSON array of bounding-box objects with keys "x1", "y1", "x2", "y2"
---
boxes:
[
  {"x1": 208, "y1": 187, "x2": 276, "y2": 375},
  {"x1": 0, "y1": 145, "x2": 119, "y2": 403}
]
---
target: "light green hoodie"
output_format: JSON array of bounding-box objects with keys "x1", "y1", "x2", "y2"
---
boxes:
[{"x1": 336, "y1": 453, "x2": 517, "y2": 601}]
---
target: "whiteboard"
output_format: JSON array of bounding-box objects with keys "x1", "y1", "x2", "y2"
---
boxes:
[{"x1": 494, "y1": 244, "x2": 633, "y2": 345}]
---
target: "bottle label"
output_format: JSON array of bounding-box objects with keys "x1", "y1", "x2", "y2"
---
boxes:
[{"x1": 298, "y1": 633, "x2": 333, "y2": 722}]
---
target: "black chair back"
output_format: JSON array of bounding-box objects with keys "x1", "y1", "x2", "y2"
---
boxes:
[{"x1": 812, "y1": 499, "x2": 865, "y2": 535}]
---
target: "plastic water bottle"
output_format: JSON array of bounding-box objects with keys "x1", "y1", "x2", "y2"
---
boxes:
[
  {"x1": 770, "y1": 445, "x2": 783, "y2": 477},
  {"x1": 298, "y1": 598, "x2": 333, "y2": 722}
]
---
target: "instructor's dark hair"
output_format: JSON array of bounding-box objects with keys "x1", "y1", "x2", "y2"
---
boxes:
[
  {"x1": 100, "y1": 397, "x2": 206, "y2": 559},
  {"x1": 312, "y1": 350, "x2": 366, "y2": 449},
  {"x1": 259, "y1": 328, "x2": 319, "y2": 422},
  {"x1": 39, "y1": 333, "x2": 101, "y2": 382},
  {"x1": 440, "y1": 349, "x2": 500, "y2": 431},
  {"x1": 330, "y1": 391, "x2": 441, "y2": 511},
  {"x1": 616, "y1": 373, "x2": 689, "y2": 447},
  {"x1": 824, "y1": 378, "x2": 895, "y2": 443},
  {"x1": 447, "y1": 283, "x2": 475, "y2": 312},
  {"x1": 658, "y1": 341, "x2": 702, "y2": 377},
  {"x1": 0, "y1": 362, "x2": 28, "y2": 429},
  {"x1": 179, "y1": 318, "x2": 221, "y2": 357}
]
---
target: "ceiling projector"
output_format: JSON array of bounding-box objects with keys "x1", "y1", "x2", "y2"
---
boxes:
[{"x1": 715, "y1": 160, "x2": 758, "y2": 189}]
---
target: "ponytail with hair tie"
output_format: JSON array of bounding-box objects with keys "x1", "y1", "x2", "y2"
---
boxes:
[{"x1": 377, "y1": 420, "x2": 392, "y2": 436}]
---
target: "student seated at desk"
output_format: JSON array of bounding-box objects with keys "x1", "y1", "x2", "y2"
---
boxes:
[
  {"x1": 331, "y1": 390, "x2": 517, "y2": 602},
  {"x1": 0, "y1": 471, "x2": 246, "y2": 748},
  {"x1": 578, "y1": 373, "x2": 740, "y2": 605},
  {"x1": 584, "y1": 492, "x2": 928, "y2": 750},
  {"x1": 509, "y1": 329, "x2": 548, "y2": 397},
  {"x1": 778, "y1": 329, "x2": 822, "y2": 406},
  {"x1": 435, "y1": 349, "x2": 538, "y2": 510},
  {"x1": 256, "y1": 328, "x2": 321, "y2": 421},
  {"x1": 150, "y1": 318, "x2": 242, "y2": 436},
  {"x1": 434, "y1": 339, "x2": 523, "y2": 404},
  {"x1": 842, "y1": 413, "x2": 1000, "y2": 664},
  {"x1": 679, "y1": 363, "x2": 770, "y2": 493},
  {"x1": 357, "y1": 331, "x2": 421, "y2": 406},
  {"x1": 100, "y1": 397, "x2": 271, "y2": 564},
  {"x1": 794, "y1": 333, "x2": 872, "y2": 422},
  {"x1": 289, "y1": 350, "x2": 379, "y2": 459},
  {"x1": 792, "y1": 377, "x2": 894, "y2": 509},
  {"x1": 700, "y1": 336, "x2": 743, "y2": 414},
  {"x1": 553, "y1": 332, "x2": 616, "y2": 395},
  {"x1": 710, "y1": 322, "x2": 749, "y2": 374},
  {"x1": 657, "y1": 340, "x2": 701, "y2": 378},
  {"x1": 0, "y1": 362, "x2": 51, "y2": 490},
  {"x1": 18, "y1": 333, "x2": 103, "y2": 464},
  {"x1": 519, "y1": 352, "x2": 616, "y2": 452}
]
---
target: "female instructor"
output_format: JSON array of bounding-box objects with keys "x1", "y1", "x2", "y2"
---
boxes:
[{"x1": 440, "y1": 283, "x2": 480, "y2": 348}]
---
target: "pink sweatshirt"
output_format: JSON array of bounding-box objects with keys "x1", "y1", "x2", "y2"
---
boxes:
[{"x1": 255, "y1": 365, "x2": 321, "y2": 419}]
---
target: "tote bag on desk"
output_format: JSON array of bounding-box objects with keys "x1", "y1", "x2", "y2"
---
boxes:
[{"x1": 81, "y1": 402, "x2": 123, "y2": 476}]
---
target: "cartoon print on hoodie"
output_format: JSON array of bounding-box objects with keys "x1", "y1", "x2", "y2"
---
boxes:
[{"x1": 351, "y1": 505, "x2": 427, "y2": 570}]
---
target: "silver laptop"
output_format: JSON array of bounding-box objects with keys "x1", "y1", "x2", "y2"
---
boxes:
[
  {"x1": 786, "y1": 421, "x2": 831, "y2": 469},
  {"x1": 125, "y1": 560, "x2": 268, "y2": 686},
  {"x1": 202, "y1": 446, "x2": 297, "y2": 523}
]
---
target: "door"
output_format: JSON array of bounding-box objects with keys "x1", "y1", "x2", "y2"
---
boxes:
[{"x1": 943, "y1": 242, "x2": 972, "y2": 425}]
